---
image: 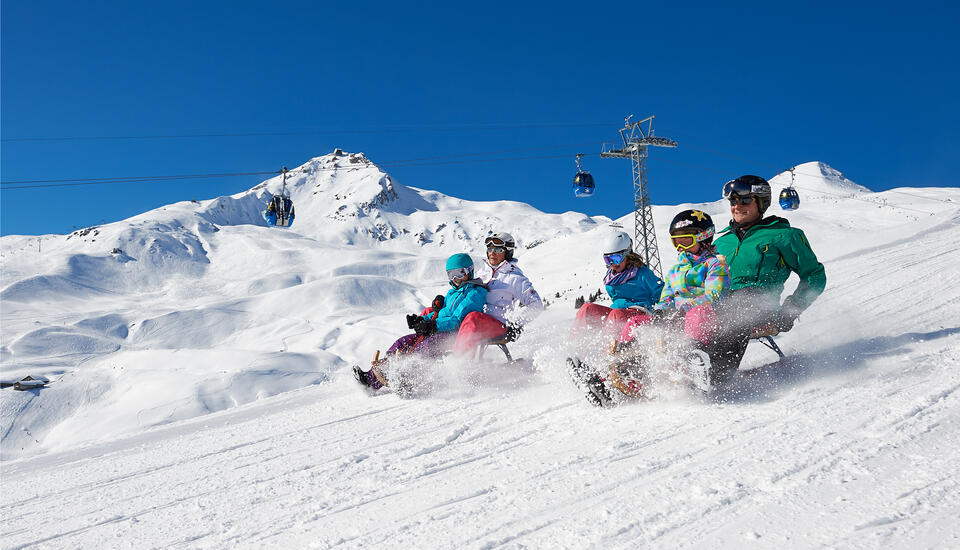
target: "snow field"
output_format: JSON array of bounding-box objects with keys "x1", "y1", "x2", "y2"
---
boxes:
[
  {"x1": 2, "y1": 153, "x2": 959, "y2": 547},
  {"x1": 3, "y1": 335, "x2": 957, "y2": 548}
]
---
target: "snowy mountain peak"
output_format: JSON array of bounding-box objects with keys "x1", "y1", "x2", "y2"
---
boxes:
[
  {"x1": 769, "y1": 161, "x2": 870, "y2": 198},
  {"x1": 253, "y1": 150, "x2": 409, "y2": 219},
  {"x1": 238, "y1": 150, "x2": 601, "y2": 249}
]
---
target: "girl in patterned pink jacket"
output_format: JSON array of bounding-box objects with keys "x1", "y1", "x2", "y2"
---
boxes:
[{"x1": 619, "y1": 209, "x2": 730, "y2": 345}]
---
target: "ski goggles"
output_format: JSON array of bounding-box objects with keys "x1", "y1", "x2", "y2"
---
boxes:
[
  {"x1": 446, "y1": 267, "x2": 471, "y2": 281},
  {"x1": 603, "y1": 250, "x2": 627, "y2": 266},
  {"x1": 670, "y1": 234, "x2": 698, "y2": 250},
  {"x1": 722, "y1": 178, "x2": 764, "y2": 199},
  {"x1": 485, "y1": 237, "x2": 507, "y2": 247},
  {"x1": 486, "y1": 245, "x2": 507, "y2": 254},
  {"x1": 670, "y1": 227, "x2": 714, "y2": 250}
]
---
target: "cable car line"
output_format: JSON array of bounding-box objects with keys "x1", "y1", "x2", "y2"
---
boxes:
[
  {"x1": 355, "y1": 142, "x2": 600, "y2": 165},
  {"x1": 0, "y1": 138, "x2": 952, "y2": 219},
  {"x1": 1, "y1": 170, "x2": 282, "y2": 186},
  {"x1": 1, "y1": 145, "x2": 603, "y2": 189},
  {"x1": 1, "y1": 122, "x2": 612, "y2": 143}
]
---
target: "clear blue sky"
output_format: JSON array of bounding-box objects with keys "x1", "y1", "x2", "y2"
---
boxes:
[{"x1": 2, "y1": 1, "x2": 957, "y2": 236}]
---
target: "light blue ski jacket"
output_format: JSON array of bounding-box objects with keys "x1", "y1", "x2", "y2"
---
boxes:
[{"x1": 606, "y1": 266, "x2": 664, "y2": 310}]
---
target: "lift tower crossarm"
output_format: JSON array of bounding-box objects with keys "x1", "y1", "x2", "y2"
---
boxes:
[{"x1": 600, "y1": 115, "x2": 678, "y2": 278}]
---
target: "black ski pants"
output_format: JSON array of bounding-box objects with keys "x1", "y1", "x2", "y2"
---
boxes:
[{"x1": 706, "y1": 289, "x2": 779, "y2": 381}]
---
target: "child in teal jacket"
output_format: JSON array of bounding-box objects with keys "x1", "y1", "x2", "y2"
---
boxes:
[{"x1": 355, "y1": 253, "x2": 487, "y2": 390}]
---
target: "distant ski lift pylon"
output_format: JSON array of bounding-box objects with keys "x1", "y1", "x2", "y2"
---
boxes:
[
  {"x1": 266, "y1": 167, "x2": 296, "y2": 227},
  {"x1": 573, "y1": 153, "x2": 595, "y2": 198},
  {"x1": 779, "y1": 168, "x2": 800, "y2": 211}
]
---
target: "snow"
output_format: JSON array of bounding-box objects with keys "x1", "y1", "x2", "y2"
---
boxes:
[{"x1": 2, "y1": 152, "x2": 959, "y2": 548}]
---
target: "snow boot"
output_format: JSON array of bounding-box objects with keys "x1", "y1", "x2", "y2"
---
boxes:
[
  {"x1": 678, "y1": 349, "x2": 712, "y2": 393},
  {"x1": 352, "y1": 364, "x2": 367, "y2": 386},
  {"x1": 584, "y1": 372, "x2": 614, "y2": 407},
  {"x1": 567, "y1": 357, "x2": 614, "y2": 407},
  {"x1": 353, "y1": 364, "x2": 385, "y2": 391},
  {"x1": 566, "y1": 356, "x2": 593, "y2": 387}
]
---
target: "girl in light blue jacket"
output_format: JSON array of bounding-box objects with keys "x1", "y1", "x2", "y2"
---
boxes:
[{"x1": 573, "y1": 231, "x2": 664, "y2": 333}]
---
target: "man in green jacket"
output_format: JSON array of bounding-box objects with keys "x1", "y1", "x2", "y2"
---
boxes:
[{"x1": 709, "y1": 175, "x2": 826, "y2": 380}]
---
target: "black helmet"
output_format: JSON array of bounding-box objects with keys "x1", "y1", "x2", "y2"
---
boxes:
[
  {"x1": 722, "y1": 175, "x2": 772, "y2": 213},
  {"x1": 669, "y1": 209, "x2": 715, "y2": 246},
  {"x1": 485, "y1": 232, "x2": 516, "y2": 261}
]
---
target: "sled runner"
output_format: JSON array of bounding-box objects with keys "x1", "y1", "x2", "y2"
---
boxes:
[
  {"x1": 478, "y1": 335, "x2": 515, "y2": 362},
  {"x1": 749, "y1": 323, "x2": 786, "y2": 360}
]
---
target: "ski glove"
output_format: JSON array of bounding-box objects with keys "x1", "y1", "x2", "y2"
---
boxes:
[
  {"x1": 504, "y1": 323, "x2": 523, "y2": 343},
  {"x1": 776, "y1": 296, "x2": 803, "y2": 333},
  {"x1": 775, "y1": 311, "x2": 796, "y2": 333},
  {"x1": 431, "y1": 295, "x2": 445, "y2": 311},
  {"x1": 413, "y1": 318, "x2": 437, "y2": 336},
  {"x1": 406, "y1": 314, "x2": 421, "y2": 329}
]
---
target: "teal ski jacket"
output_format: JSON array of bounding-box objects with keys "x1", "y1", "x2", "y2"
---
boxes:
[
  {"x1": 435, "y1": 279, "x2": 488, "y2": 333},
  {"x1": 714, "y1": 216, "x2": 826, "y2": 313}
]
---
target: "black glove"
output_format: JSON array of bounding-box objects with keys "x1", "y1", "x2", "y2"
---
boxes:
[
  {"x1": 413, "y1": 318, "x2": 437, "y2": 336},
  {"x1": 775, "y1": 311, "x2": 796, "y2": 333},
  {"x1": 776, "y1": 297, "x2": 802, "y2": 333},
  {"x1": 406, "y1": 314, "x2": 421, "y2": 329},
  {"x1": 504, "y1": 323, "x2": 523, "y2": 342},
  {"x1": 431, "y1": 294, "x2": 445, "y2": 310}
]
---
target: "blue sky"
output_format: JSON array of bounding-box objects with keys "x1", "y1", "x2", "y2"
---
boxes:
[{"x1": 2, "y1": 1, "x2": 957, "y2": 236}]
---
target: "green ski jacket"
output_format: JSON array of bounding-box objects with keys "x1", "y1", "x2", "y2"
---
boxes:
[{"x1": 714, "y1": 216, "x2": 826, "y2": 313}]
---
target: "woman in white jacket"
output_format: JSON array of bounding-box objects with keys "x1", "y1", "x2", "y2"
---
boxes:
[{"x1": 453, "y1": 232, "x2": 544, "y2": 354}]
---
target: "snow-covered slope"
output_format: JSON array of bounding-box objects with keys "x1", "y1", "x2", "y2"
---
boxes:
[
  {"x1": 2, "y1": 153, "x2": 959, "y2": 548},
  {"x1": 0, "y1": 151, "x2": 610, "y2": 456}
]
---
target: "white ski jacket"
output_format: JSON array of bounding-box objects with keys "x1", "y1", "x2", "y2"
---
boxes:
[{"x1": 474, "y1": 259, "x2": 544, "y2": 325}]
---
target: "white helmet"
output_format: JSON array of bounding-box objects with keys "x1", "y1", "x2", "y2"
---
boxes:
[
  {"x1": 603, "y1": 230, "x2": 632, "y2": 254},
  {"x1": 485, "y1": 232, "x2": 516, "y2": 260}
]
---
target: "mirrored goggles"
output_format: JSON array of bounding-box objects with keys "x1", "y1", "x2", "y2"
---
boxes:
[
  {"x1": 722, "y1": 179, "x2": 756, "y2": 198},
  {"x1": 446, "y1": 267, "x2": 471, "y2": 281},
  {"x1": 728, "y1": 195, "x2": 755, "y2": 206},
  {"x1": 603, "y1": 251, "x2": 627, "y2": 266},
  {"x1": 486, "y1": 245, "x2": 507, "y2": 254},
  {"x1": 485, "y1": 237, "x2": 506, "y2": 247}
]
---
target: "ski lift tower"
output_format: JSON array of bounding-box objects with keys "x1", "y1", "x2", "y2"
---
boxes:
[{"x1": 600, "y1": 115, "x2": 678, "y2": 278}]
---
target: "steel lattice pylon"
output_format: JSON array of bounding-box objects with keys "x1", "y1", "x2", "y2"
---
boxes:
[{"x1": 600, "y1": 115, "x2": 677, "y2": 278}]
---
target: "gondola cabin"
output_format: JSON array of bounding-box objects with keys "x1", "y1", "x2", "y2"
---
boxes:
[
  {"x1": 572, "y1": 153, "x2": 595, "y2": 198},
  {"x1": 779, "y1": 188, "x2": 800, "y2": 211},
  {"x1": 266, "y1": 195, "x2": 296, "y2": 227},
  {"x1": 573, "y1": 171, "x2": 595, "y2": 197}
]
